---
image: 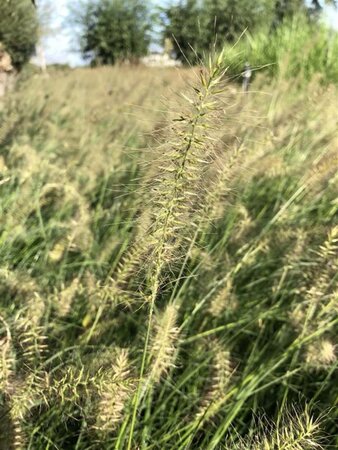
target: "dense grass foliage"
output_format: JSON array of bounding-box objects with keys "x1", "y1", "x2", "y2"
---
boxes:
[
  {"x1": 223, "y1": 16, "x2": 338, "y2": 84},
  {"x1": 0, "y1": 59, "x2": 337, "y2": 449}
]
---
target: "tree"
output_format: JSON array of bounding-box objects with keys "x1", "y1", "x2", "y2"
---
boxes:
[
  {"x1": 162, "y1": 0, "x2": 274, "y2": 63},
  {"x1": 162, "y1": 0, "x2": 337, "y2": 64},
  {"x1": 0, "y1": 0, "x2": 39, "y2": 70},
  {"x1": 204, "y1": 0, "x2": 275, "y2": 41},
  {"x1": 161, "y1": 0, "x2": 209, "y2": 64},
  {"x1": 75, "y1": 0, "x2": 151, "y2": 65},
  {"x1": 272, "y1": 0, "x2": 306, "y2": 26},
  {"x1": 272, "y1": 0, "x2": 338, "y2": 25}
]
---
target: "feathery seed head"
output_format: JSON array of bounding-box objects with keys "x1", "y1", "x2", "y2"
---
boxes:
[
  {"x1": 94, "y1": 348, "x2": 135, "y2": 432},
  {"x1": 305, "y1": 339, "x2": 336, "y2": 370},
  {"x1": 197, "y1": 340, "x2": 234, "y2": 421},
  {"x1": 0, "y1": 315, "x2": 14, "y2": 391},
  {"x1": 209, "y1": 278, "x2": 238, "y2": 317},
  {"x1": 57, "y1": 277, "x2": 80, "y2": 317},
  {"x1": 149, "y1": 304, "x2": 180, "y2": 383}
]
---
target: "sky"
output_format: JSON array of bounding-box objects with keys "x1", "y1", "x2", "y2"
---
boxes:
[
  {"x1": 34, "y1": 0, "x2": 84, "y2": 67},
  {"x1": 35, "y1": 0, "x2": 338, "y2": 67}
]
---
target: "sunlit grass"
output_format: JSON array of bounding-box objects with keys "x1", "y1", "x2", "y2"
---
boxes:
[{"x1": 0, "y1": 55, "x2": 337, "y2": 449}]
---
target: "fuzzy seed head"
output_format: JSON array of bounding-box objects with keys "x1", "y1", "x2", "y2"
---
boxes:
[
  {"x1": 197, "y1": 341, "x2": 233, "y2": 421},
  {"x1": 209, "y1": 278, "x2": 238, "y2": 317},
  {"x1": 149, "y1": 304, "x2": 180, "y2": 383},
  {"x1": 306, "y1": 339, "x2": 336, "y2": 369},
  {"x1": 94, "y1": 349, "x2": 134, "y2": 432},
  {"x1": 58, "y1": 277, "x2": 80, "y2": 317}
]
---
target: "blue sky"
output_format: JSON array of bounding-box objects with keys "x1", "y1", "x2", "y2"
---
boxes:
[
  {"x1": 36, "y1": 0, "x2": 338, "y2": 67},
  {"x1": 35, "y1": 0, "x2": 84, "y2": 67}
]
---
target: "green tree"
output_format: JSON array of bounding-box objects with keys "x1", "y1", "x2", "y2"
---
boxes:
[
  {"x1": 272, "y1": 0, "x2": 338, "y2": 25},
  {"x1": 0, "y1": 0, "x2": 39, "y2": 69},
  {"x1": 204, "y1": 0, "x2": 274, "y2": 42},
  {"x1": 162, "y1": 0, "x2": 337, "y2": 64},
  {"x1": 162, "y1": 0, "x2": 208, "y2": 64},
  {"x1": 272, "y1": 0, "x2": 305, "y2": 26},
  {"x1": 162, "y1": 0, "x2": 275, "y2": 63},
  {"x1": 75, "y1": 0, "x2": 151, "y2": 65}
]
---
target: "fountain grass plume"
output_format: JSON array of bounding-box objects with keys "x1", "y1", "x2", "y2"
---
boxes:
[{"x1": 127, "y1": 50, "x2": 230, "y2": 449}]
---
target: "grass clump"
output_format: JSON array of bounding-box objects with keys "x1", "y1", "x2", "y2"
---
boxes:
[{"x1": 222, "y1": 15, "x2": 338, "y2": 84}]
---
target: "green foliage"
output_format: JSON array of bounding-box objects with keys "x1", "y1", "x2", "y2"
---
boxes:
[
  {"x1": 162, "y1": 0, "x2": 274, "y2": 64},
  {"x1": 162, "y1": 0, "x2": 338, "y2": 64},
  {"x1": 273, "y1": 0, "x2": 306, "y2": 25},
  {"x1": 203, "y1": 0, "x2": 274, "y2": 41},
  {"x1": 161, "y1": 0, "x2": 208, "y2": 64},
  {"x1": 0, "y1": 0, "x2": 39, "y2": 69},
  {"x1": 75, "y1": 0, "x2": 151, "y2": 65},
  {"x1": 222, "y1": 15, "x2": 338, "y2": 84},
  {"x1": 0, "y1": 41, "x2": 338, "y2": 449},
  {"x1": 272, "y1": 0, "x2": 338, "y2": 25}
]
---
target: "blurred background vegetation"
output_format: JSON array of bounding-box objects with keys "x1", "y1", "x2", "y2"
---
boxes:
[{"x1": 2, "y1": 0, "x2": 338, "y2": 78}]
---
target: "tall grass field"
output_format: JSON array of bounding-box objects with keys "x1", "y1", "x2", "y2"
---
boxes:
[{"x1": 0, "y1": 47, "x2": 337, "y2": 449}]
